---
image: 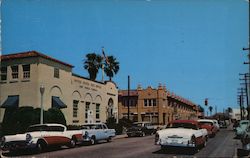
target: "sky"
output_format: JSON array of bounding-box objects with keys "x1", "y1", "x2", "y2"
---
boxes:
[{"x1": 1, "y1": 0, "x2": 249, "y2": 113}]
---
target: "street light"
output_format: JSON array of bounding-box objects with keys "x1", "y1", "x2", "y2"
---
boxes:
[{"x1": 40, "y1": 85, "x2": 45, "y2": 124}]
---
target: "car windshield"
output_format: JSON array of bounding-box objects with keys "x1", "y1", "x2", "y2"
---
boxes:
[
  {"x1": 132, "y1": 123, "x2": 143, "y2": 127},
  {"x1": 26, "y1": 125, "x2": 65, "y2": 132},
  {"x1": 241, "y1": 122, "x2": 249, "y2": 125},
  {"x1": 168, "y1": 122, "x2": 198, "y2": 130},
  {"x1": 81, "y1": 124, "x2": 102, "y2": 129}
]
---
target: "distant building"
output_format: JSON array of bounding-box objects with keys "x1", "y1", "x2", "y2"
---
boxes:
[
  {"x1": 118, "y1": 84, "x2": 198, "y2": 125},
  {"x1": 229, "y1": 108, "x2": 247, "y2": 121},
  {"x1": 0, "y1": 51, "x2": 118, "y2": 125}
]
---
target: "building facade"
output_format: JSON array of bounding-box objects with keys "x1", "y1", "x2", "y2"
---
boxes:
[
  {"x1": 0, "y1": 51, "x2": 118, "y2": 125},
  {"x1": 118, "y1": 84, "x2": 198, "y2": 125}
]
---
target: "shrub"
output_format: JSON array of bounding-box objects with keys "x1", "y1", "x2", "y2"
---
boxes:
[{"x1": 1, "y1": 106, "x2": 66, "y2": 136}]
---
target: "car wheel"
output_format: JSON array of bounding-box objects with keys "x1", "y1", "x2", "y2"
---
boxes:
[
  {"x1": 90, "y1": 136, "x2": 96, "y2": 145},
  {"x1": 107, "y1": 137, "x2": 112, "y2": 142},
  {"x1": 68, "y1": 139, "x2": 76, "y2": 148},
  {"x1": 141, "y1": 132, "x2": 145, "y2": 137},
  {"x1": 36, "y1": 141, "x2": 45, "y2": 153},
  {"x1": 203, "y1": 139, "x2": 207, "y2": 147}
]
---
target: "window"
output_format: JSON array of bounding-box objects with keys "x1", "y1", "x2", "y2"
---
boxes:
[
  {"x1": 85, "y1": 102, "x2": 90, "y2": 120},
  {"x1": 11, "y1": 65, "x2": 18, "y2": 79},
  {"x1": 144, "y1": 99, "x2": 147, "y2": 106},
  {"x1": 96, "y1": 103, "x2": 100, "y2": 119},
  {"x1": 149, "y1": 99, "x2": 152, "y2": 106},
  {"x1": 1, "y1": 66, "x2": 7, "y2": 81},
  {"x1": 73, "y1": 100, "x2": 79, "y2": 117},
  {"x1": 54, "y1": 67, "x2": 59, "y2": 78},
  {"x1": 153, "y1": 99, "x2": 156, "y2": 106},
  {"x1": 22, "y1": 64, "x2": 30, "y2": 79}
]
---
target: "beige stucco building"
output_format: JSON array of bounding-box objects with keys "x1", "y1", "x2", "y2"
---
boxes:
[{"x1": 0, "y1": 51, "x2": 118, "y2": 125}]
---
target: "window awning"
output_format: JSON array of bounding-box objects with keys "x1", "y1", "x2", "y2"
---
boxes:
[
  {"x1": 0, "y1": 96, "x2": 19, "y2": 108},
  {"x1": 52, "y1": 96, "x2": 67, "y2": 109}
]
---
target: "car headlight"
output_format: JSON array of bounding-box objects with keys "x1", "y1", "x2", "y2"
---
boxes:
[{"x1": 26, "y1": 134, "x2": 32, "y2": 142}]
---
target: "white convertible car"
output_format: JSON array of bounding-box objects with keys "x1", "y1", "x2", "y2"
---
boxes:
[
  {"x1": 155, "y1": 120, "x2": 208, "y2": 152},
  {"x1": 1, "y1": 124, "x2": 84, "y2": 153}
]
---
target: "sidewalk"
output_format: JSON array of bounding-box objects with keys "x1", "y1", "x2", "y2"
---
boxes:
[{"x1": 114, "y1": 134, "x2": 127, "y2": 140}]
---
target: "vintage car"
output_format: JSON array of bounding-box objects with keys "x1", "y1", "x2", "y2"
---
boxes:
[
  {"x1": 235, "y1": 120, "x2": 250, "y2": 138},
  {"x1": 212, "y1": 120, "x2": 220, "y2": 131},
  {"x1": 81, "y1": 123, "x2": 116, "y2": 145},
  {"x1": 155, "y1": 120, "x2": 208, "y2": 152},
  {"x1": 0, "y1": 124, "x2": 84, "y2": 153},
  {"x1": 238, "y1": 125, "x2": 250, "y2": 156},
  {"x1": 126, "y1": 122, "x2": 157, "y2": 137},
  {"x1": 198, "y1": 119, "x2": 218, "y2": 137},
  {"x1": 219, "y1": 120, "x2": 228, "y2": 129}
]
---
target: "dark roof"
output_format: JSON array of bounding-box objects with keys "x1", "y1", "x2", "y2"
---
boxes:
[{"x1": 0, "y1": 51, "x2": 74, "y2": 68}]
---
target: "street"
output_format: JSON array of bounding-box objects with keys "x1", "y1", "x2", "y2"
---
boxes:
[{"x1": 1, "y1": 128, "x2": 242, "y2": 158}]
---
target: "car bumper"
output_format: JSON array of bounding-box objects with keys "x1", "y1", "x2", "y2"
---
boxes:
[
  {"x1": 127, "y1": 131, "x2": 143, "y2": 136},
  {"x1": 160, "y1": 142, "x2": 195, "y2": 148},
  {"x1": 1, "y1": 141, "x2": 37, "y2": 151}
]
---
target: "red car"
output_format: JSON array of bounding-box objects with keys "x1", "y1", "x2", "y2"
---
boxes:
[{"x1": 198, "y1": 119, "x2": 218, "y2": 137}]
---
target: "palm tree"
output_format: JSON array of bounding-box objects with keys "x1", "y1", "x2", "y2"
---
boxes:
[
  {"x1": 104, "y1": 55, "x2": 120, "y2": 81},
  {"x1": 208, "y1": 106, "x2": 213, "y2": 116},
  {"x1": 83, "y1": 53, "x2": 102, "y2": 81}
]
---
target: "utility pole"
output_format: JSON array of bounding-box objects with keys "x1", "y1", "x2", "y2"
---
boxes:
[
  {"x1": 238, "y1": 88, "x2": 246, "y2": 120},
  {"x1": 242, "y1": 0, "x2": 250, "y2": 120},
  {"x1": 127, "y1": 75, "x2": 130, "y2": 120},
  {"x1": 240, "y1": 73, "x2": 249, "y2": 119}
]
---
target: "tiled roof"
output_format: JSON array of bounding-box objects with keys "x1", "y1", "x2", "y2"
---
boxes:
[
  {"x1": 166, "y1": 90, "x2": 196, "y2": 107},
  {"x1": 118, "y1": 90, "x2": 138, "y2": 96},
  {"x1": 0, "y1": 51, "x2": 74, "y2": 68}
]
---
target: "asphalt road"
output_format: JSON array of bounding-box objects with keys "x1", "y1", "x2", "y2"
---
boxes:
[{"x1": 1, "y1": 128, "x2": 242, "y2": 158}]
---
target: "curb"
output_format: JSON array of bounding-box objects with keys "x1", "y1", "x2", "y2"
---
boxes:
[{"x1": 114, "y1": 134, "x2": 127, "y2": 140}]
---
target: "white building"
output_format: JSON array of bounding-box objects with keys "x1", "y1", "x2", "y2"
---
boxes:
[
  {"x1": 229, "y1": 108, "x2": 248, "y2": 121},
  {"x1": 0, "y1": 51, "x2": 118, "y2": 125}
]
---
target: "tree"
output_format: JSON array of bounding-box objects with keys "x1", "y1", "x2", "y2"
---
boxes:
[
  {"x1": 104, "y1": 55, "x2": 120, "y2": 81},
  {"x1": 208, "y1": 106, "x2": 213, "y2": 116},
  {"x1": 198, "y1": 105, "x2": 204, "y2": 112},
  {"x1": 83, "y1": 53, "x2": 102, "y2": 81}
]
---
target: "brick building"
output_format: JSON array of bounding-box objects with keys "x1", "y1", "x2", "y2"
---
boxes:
[{"x1": 118, "y1": 84, "x2": 198, "y2": 125}]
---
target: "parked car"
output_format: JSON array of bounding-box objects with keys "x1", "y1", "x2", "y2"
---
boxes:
[
  {"x1": 235, "y1": 120, "x2": 250, "y2": 138},
  {"x1": 233, "y1": 120, "x2": 240, "y2": 131},
  {"x1": 238, "y1": 125, "x2": 250, "y2": 156},
  {"x1": 126, "y1": 122, "x2": 157, "y2": 137},
  {"x1": 155, "y1": 120, "x2": 208, "y2": 152},
  {"x1": 212, "y1": 120, "x2": 220, "y2": 131},
  {"x1": 198, "y1": 119, "x2": 218, "y2": 137},
  {"x1": 81, "y1": 123, "x2": 116, "y2": 145},
  {"x1": 0, "y1": 124, "x2": 84, "y2": 153},
  {"x1": 219, "y1": 120, "x2": 227, "y2": 129}
]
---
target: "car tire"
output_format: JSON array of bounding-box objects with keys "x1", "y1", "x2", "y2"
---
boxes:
[
  {"x1": 203, "y1": 139, "x2": 207, "y2": 148},
  {"x1": 36, "y1": 141, "x2": 45, "y2": 153},
  {"x1": 141, "y1": 132, "x2": 145, "y2": 137},
  {"x1": 90, "y1": 136, "x2": 96, "y2": 145},
  {"x1": 68, "y1": 139, "x2": 76, "y2": 148},
  {"x1": 107, "y1": 137, "x2": 112, "y2": 142}
]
